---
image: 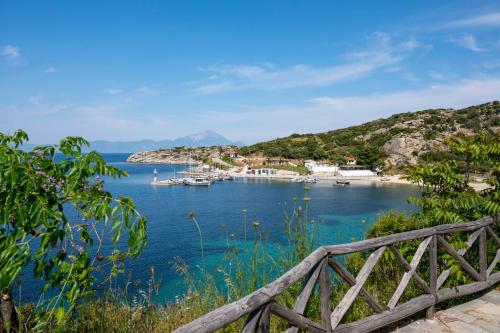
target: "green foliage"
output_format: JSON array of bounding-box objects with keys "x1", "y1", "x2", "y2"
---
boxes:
[
  {"x1": 0, "y1": 130, "x2": 147, "y2": 328},
  {"x1": 337, "y1": 131, "x2": 500, "y2": 323},
  {"x1": 238, "y1": 101, "x2": 499, "y2": 169}
]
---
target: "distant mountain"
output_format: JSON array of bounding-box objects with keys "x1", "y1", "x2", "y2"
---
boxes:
[
  {"x1": 22, "y1": 130, "x2": 244, "y2": 153},
  {"x1": 87, "y1": 130, "x2": 243, "y2": 153}
]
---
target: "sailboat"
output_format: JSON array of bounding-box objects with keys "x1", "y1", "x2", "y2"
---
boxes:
[{"x1": 184, "y1": 152, "x2": 211, "y2": 186}]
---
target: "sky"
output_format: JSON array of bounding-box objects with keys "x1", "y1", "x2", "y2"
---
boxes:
[{"x1": 1, "y1": 1, "x2": 500, "y2": 144}]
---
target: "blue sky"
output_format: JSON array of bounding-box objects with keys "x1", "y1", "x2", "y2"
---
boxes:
[{"x1": 1, "y1": 1, "x2": 500, "y2": 144}]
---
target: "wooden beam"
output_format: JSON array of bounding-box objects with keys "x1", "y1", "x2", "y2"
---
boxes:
[
  {"x1": 174, "y1": 217, "x2": 498, "y2": 333},
  {"x1": 388, "y1": 236, "x2": 432, "y2": 310},
  {"x1": 388, "y1": 246, "x2": 430, "y2": 294},
  {"x1": 487, "y1": 249, "x2": 500, "y2": 276},
  {"x1": 324, "y1": 217, "x2": 495, "y2": 255},
  {"x1": 437, "y1": 272, "x2": 500, "y2": 302},
  {"x1": 286, "y1": 261, "x2": 323, "y2": 333},
  {"x1": 269, "y1": 302, "x2": 325, "y2": 333},
  {"x1": 319, "y1": 259, "x2": 332, "y2": 333},
  {"x1": 330, "y1": 246, "x2": 386, "y2": 329},
  {"x1": 487, "y1": 226, "x2": 500, "y2": 246},
  {"x1": 334, "y1": 295, "x2": 435, "y2": 333},
  {"x1": 173, "y1": 247, "x2": 327, "y2": 333},
  {"x1": 479, "y1": 227, "x2": 487, "y2": 281},
  {"x1": 256, "y1": 303, "x2": 271, "y2": 333},
  {"x1": 241, "y1": 308, "x2": 263, "y2": 333},
  {"x1": 328, "y1": 258, "x2": 385, "y2": 313},
  {"x1": 427, "y1": 235, "x2": 437, "y2": 319},
  {"x1": 437, "y1": 235, "x2": 482, "y2": 281},
  {"x1": 436, "y1": 228, "x2": 481, "y2": 288}
]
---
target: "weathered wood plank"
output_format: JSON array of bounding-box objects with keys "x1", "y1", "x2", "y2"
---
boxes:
[
  {"x1": 330, "y1": 246, "x2": 386, "y2": 329},
  {"x1": 256, "y1": 303, "x2": 271, "y2": 333},
  {"x1": 328, "y1": 258, "x2": 385, "y2": 313},
  {"x1": 388, "y1": 236, "x2": 432, "y2": 310},
  {"x1": 437, "y1": 271, "x2": 500, "y2": 302},
  {"x1": 319, "y1": 259, "x2": 332, "y2": 333},
  {"x1": 241, "y1": 308, "x2": 263, "y2": 333},
  {"x1": 487, "y1": 226, "x2": 500, "y2": 246},
  {"x1": 173, "y1": 247, "x2": 327, "y2": 333},
  {"x1": 334, "y1": 295, "x2": 435, "y2": 333},
  {"x1": 437, "y1": 235, "x2": 482, "y2": 281},
  {"x1": 436, "y1": 228, "x2": 481, "y2": 288},
  {"x1": 174, "y1": 217, "x2": 498, "y2": 333},
  {"x1": 479, "y1": 227, "x2": 487, "y2": 280},
  {"x1": 269, "y1": 302, "x2": 325, "y2": 333},
  {"x1": 487, "y1": 248, "x2": 500, "y2": 276},
  {"x1": 293, "y1": 261, "x2": 322, "y2": 313},
  {"x1": 324, "y1": 217, "x2": 494, "y2": 255},
  {"x1": 427, "y1": 235, "x2": 437, "y2": 319},
  {"x1": 388, "y1": 246, "x2": 431, "y2": 294},
  {"x1": 285, "y1": 261, "x2": 323, "y2": 333}
]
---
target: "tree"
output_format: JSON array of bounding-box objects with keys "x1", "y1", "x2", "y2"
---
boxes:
[{"x1": 0, "y1": 130, "x2": 147, "y2": 331}]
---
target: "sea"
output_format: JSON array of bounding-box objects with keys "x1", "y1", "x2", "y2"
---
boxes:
[{"x1": 18, "y1": 153, "x2": 421, "y2": 303}]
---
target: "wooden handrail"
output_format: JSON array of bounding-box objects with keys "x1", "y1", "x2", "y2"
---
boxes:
[{"x1": 174, "y1": 216, "x2": 499, "y2": 333}]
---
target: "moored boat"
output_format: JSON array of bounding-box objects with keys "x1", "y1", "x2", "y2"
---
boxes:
[{"x1": 184, "y1": 177, "x2": 211, "y2": 186}]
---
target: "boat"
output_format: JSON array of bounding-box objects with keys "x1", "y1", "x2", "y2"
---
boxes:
[
  {"x1": 304, "y1": 177, "x2": 318, "y2": 183},
  {"x1": 222, "y1": 175, "x2": 235, "y2": 181},
  {"x1": 335, "y1": 180, "x2": 350, "y2": 186},
  {"x1": 380, "y1": 177, "x2": 391, "y2": 182},
  {"x1": 184, "y1": 177, "x2": 211, "y2": 186},
  {"x1": 151, "y1": 178, "x2": 184, "y2": 186}
]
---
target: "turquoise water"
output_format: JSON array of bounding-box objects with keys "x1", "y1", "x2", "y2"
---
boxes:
[
  {"x1": 100, "y1": 154, "x2": 420, "y2": 301},
  {"x1": 18, "y1": 154, "x2": 420, "y2": 302}
]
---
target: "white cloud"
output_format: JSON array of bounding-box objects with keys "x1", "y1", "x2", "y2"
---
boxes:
[
  {"x1": 134, "y1": 85, "x2": 161, "y2": 97},
  {"x1": 194, "y1": 77, "x2": 500, "y2": 143},
  {"x1": 45, "y1": 67, "x2": 56, "y2": 74},
  {"x1": 192, "y1": 32, "x2": 426, "y2": 95},
  {"x1": 444, "y1": 12, "x2": 500, "y2": 28},
  {"x1": 450, "y1": 34, "x2": 485, "y2": 52},
  {"x1": 104, "y1": 88, "x2": 122, "y2": 95},
  {"x1": 400, "y1": 37, "x2": 421, "y2": 51},
  {"x1": 428, "y1": 71, "x2": 444, "y2": 80},
  {"x1": 2, "y1": 45, "x2": 20, "y2": 59},
  {"x1": 309, "y1": 77, "x2": 500, "y2": 120}
]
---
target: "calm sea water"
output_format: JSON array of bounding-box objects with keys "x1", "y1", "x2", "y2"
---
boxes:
[
  {"x1": 101, "y1": 154, "x2": 420, "y2": 301},
  {"x1": 18, "y1": 153, "x2": 420, "y2": 302}
]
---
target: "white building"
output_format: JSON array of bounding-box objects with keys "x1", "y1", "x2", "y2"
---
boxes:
[{"x1": 304, "y1": 160, "x2": 339, "y2": 174}]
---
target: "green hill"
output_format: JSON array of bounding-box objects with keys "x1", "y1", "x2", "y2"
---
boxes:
[{"x1": 238, "y1": 101, "x2": 500, "y2": 168}]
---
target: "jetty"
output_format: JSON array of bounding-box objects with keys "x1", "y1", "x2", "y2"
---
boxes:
[{"x1": 174, "y1": 216, "x2": 500, "y2": 333}]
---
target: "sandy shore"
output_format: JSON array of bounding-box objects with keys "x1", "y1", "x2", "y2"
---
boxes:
[{"x1": 339, "y1": 175, "x2": 491, "y2": 192}]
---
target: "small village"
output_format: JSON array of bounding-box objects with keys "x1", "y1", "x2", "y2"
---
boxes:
[{"x1": 128, "y1": 146, "x2": 395, "y2": 187}]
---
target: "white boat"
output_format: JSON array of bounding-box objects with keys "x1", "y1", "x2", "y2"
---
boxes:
[
  {"x1": 184, "y1": 177, "x2": 211, "y2": 186},
  {"x1": 151, "y1": 178, "x2": 185, "y2": 186}
]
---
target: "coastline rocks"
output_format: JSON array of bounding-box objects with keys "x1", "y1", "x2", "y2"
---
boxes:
[{"x1": 126, "y1": 150, "x2": 200, "y2": 164}]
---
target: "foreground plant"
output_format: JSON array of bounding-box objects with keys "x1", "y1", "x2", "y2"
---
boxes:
[{"x1": 0, "y1": 130, "x2": 147, "y2": 331}]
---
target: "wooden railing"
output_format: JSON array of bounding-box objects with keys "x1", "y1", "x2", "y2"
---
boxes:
[{"x1": 174, "y1": 216, "x2": 500, "y2": 333}]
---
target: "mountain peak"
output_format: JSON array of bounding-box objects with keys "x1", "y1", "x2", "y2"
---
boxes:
[{"x1": 78, "y1": 130, "x2": 243, "y2": 153}]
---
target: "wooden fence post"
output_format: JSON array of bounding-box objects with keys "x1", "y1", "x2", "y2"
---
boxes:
[
  {"x1": 319, "y1": 258, "x2": 332, "y2": 333},
  {"x1": 427, "y1": 235, "x2": 437, "y2": 319},
  {"x1": 479, "y1": 227, "x2": 487, "y2": 280}
]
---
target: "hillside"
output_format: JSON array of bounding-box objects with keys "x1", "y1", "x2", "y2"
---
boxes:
[
  {"x1": 238, "y1": 101, "x2": 500, "y2": 168},
  {"x1": 126, "y1": 146, "x2": 230, "y2": 164}
]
